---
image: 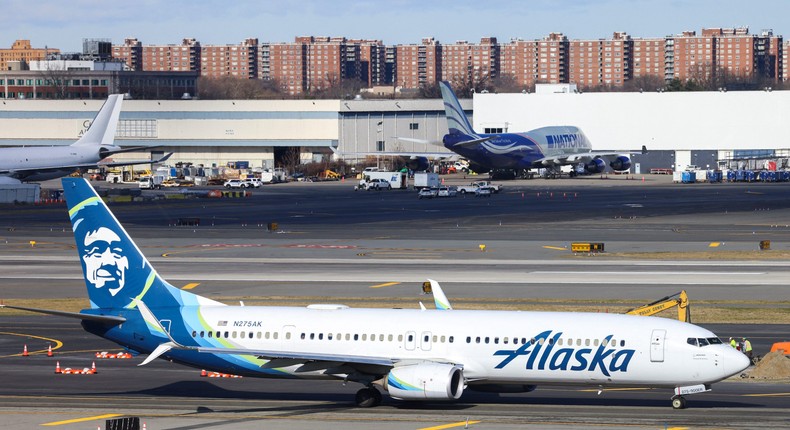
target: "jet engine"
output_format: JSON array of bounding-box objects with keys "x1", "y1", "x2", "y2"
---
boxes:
[
  {"x1": 610, "y1": 155, "x2": 632, "y2": 172},
  {"x1": 385, "y1": 363, "x2": 464, "y2": 400},
  {"x1": 406, "y1": 156, "x2": 430, "y2": 172},
  {"x1": 584, "y1": 158, "x2": 607, "y2": 174}
]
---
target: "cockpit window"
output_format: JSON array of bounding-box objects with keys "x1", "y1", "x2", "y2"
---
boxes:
[{"x1": 689, "y1": 337, "x2": 722, "y2": 347}]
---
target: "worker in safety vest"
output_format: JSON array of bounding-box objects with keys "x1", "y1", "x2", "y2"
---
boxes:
[
  {"x1": 730, "y1": 337, "x2": 737, "y2": 349},
  {"x1": 743, "y1": 338, "x2": 753, "y2": 360}
]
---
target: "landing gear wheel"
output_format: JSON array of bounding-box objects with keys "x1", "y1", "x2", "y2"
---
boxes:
[
  {"x1": 671, "y1": 395, "x2": 687, "y2": 410},
  {"x1": 355, "y1": 387, "x2": 382, "y2": 407}
]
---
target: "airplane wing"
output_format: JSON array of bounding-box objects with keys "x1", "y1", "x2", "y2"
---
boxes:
[
  {"x1": 0, "y1": 303, "x2": 126, "y2": 325},
  {"x1": 533, "y1": 146, "x2": 646, "y2": 167},
  {"x1": 0, "y1": 153, "x2": 173, "y2": 179}
]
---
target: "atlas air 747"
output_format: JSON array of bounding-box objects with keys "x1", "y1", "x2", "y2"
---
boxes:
[
  {"x1": 2, "y1": 178, "x2": 749, "y2": 409},
  {"x1": 0, "y1": 95, "x2": 170, "y2": 184},
  {"x1": 438, "y1": 81, "x2": 644, "y2": 178}
]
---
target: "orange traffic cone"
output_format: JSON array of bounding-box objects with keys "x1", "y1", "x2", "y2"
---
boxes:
[
  {"x1": 91, "y1": 361, "x2": 97, "y2": 374},
  {"x1": 55, "y1": 361, "x2": 61, "y2": 374},
  {"x1": 22, "y1": 344, "x2": 28, "y2": 357},
  {"x1": 46, "y1": 344, "x2": 53, "y2": 357},
  {"x1": 200, "y1": 369, "x2": 207, "y2": 377}
]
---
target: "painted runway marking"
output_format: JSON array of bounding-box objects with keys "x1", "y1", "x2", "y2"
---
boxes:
[
  {"x1": 181, "y1": 282, "x2": 200, "y2": 290},
  {"x1": 744, "y1": 392, "x2": 790, "y2": 397},
  {"x1": 709, "y1": 242, "x2": 721, "y2": 247},
  {"x1": 369, "y1": 282, "x2": 400, "y2": 289},
  {"x1": 41, "y1": 413, "x2": 122, "y2": 426},
  {"x1": 418, "y1": 420, "x2": 481, "y2": 430},
  {"x1": 543, "y1": 245, "x2": 568, "y2": 251}
]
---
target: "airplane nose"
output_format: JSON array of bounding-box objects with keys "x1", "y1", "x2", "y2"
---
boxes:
[{"x1": 722, "y1": 348, "x2": 751, "y2": 378}]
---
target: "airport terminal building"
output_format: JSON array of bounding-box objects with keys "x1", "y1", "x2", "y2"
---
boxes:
[{"x1": 1, "y1": 90, "x2": 789, "y2": 173}]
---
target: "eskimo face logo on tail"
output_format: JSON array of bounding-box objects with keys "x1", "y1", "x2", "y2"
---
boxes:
[
  {"x1": 81, "y1": 226, "x2": 129, "y2": 296},
  {"x1": 493, "y1": 330, "x2": 635, "y2": 377}
]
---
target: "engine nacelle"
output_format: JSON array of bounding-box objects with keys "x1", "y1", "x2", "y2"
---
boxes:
[
  {"x1": 585, "y1": 158, "x2": 607, "y2": 174},
  {"x1": 406, "y1": 156, "x2": 430, "y2": 172},
  {"x1": 610, "y1": 155, "x2": 631, "y2": 171},
  {"x1": 386, "y1": 363, "x2": 464, "y2": 400}
]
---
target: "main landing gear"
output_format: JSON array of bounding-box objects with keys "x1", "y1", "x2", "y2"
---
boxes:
[
  {"x1": 671, "y1": 395, "x2": 687, "y2": 409},
  {"x1": 355, "y1": 386, "x2": 382, "y2": 407}
]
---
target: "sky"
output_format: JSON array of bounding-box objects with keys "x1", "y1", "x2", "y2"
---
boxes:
[{"x1": 2, "y1": 0, "x2": 788, "y2": 52}]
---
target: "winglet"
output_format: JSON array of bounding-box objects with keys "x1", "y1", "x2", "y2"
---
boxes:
[{"x1": 427, "y1": 279, "x2": 453, "y2": 310}]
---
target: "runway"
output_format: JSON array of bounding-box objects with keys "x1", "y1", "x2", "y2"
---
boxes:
[{"x1": 1, "y1": 177, "x2": 790, "y2": 428}]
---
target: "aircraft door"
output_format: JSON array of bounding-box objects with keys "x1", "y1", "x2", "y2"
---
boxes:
[
  {"x1": 281, "y1": 325, "x2": 295, "y2": 347},
  {"x1": 650, "y1": 329, "x2": 666, "y2": 362},
  {"x1": 421, "y1": 331, "x2": 433, "y2": 351},
  {"x1": 405, "y1": 331, "x2": 416, "y2": 351}
]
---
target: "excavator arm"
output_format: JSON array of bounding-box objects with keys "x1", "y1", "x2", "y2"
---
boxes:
[{"x1": 626, "y1": 290, "x2": 690, "y2": 322}]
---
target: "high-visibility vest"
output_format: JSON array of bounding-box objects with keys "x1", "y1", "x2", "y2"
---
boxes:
[
  {"x1": 730, "y1": 339, "x2": 737, "y2": 348},
  {"x1": 745, "y1": 340, "x2": 752, "y2": 352}
]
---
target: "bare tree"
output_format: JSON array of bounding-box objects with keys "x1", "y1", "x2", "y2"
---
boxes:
[
  {"x1": 197, "y1": 77, "x2": 283, "y2": 99},
  {"x1": 36, "y1": 62, "x2": 74, "y2": 99}
]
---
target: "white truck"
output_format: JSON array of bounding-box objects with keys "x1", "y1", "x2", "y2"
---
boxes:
[
  {"x1": 413, "y1": 172, "x2": 440, "y2": 190},
  {"x1": 457, "y1": 181, "x2": 502, "y2": 194},
  {"x1": 138, "y1": 175, "x2": 164, "y2": 190},
  {"x1": 357, "y1": 171, "x2": 406, "y2": 190}
]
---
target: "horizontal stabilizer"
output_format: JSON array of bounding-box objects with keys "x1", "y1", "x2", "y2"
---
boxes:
[
  {"x1": 0, "y1": 304, "x2": 126, "y2": 325},
  {"x1": 452, "y1": 136, "x2": 495, "y2": 149}
]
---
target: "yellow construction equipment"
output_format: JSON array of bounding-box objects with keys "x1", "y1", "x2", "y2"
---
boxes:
[{"x1": 626, "y1": 290, "x2": 690, "y2": 322}]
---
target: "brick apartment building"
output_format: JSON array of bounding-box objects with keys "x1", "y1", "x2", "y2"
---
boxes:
[{"x1": 0, "y1": 40, "x2": 59, "y2": 71}]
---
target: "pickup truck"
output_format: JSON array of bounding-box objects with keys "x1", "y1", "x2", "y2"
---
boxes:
[{"x1": 457, "y1": 181, "x2": 502, "y2": 194}]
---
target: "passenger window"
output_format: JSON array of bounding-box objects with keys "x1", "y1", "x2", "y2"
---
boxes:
[
  {"x1": 310, "y1": 333, "x2": 315, "y2": 340},
  {"x1": 577, "y1": 339, "x2": 582, "y2": 346},
  {"x1": 265, "y1": 332, "x2": 270, "y2": 339},
  {"x1": 249, "y1": 332, "x2": 254, "y2": 339},
  {"x1": 449, "y1": 336, "x2": 454, "y2": 343},
  {"x1": 530, "y1": 338, "x2": 536, "y2": 345},
  {"x1": 192, "y1": 331, "x2": 197, "y2": 337},
  {"x1": 200, "y1": 331, "x2": 204, "y2": 338},
  {"x1": 406, "y1": 334, "x2": 412, "y2": 342},
  {"x1": 585, "y1": 339, "x2": 590, "y2": 346},
  {"x1": 346, "y1": 334, "x2": 351, "y2": 341},
  {"x1": 466, "y1": 336, "x2": 472, "y2": 343},
  {"x1": 548, "y1": 338, "x2": 554, "y2": 345},
  {"x1": 300, "y1": 333, "x2": 306, "y2": 340},
  {"x1": 397, "y1": 335, "x2": 403, "y2": 342},
  {"x1": 475, "y1": 337, "x2": 481, "y2": 344},
  {"x1": 424, "y1": 335, "x2": 430, "y2": 342},
  {"x1": 388, "y1": 334, "x2": 393, "y2": 341},
  {"x1": 240, "y1": 331, "x2": 245, "y2": 338},
  {"x1": 619, "y1": 340, "x2": 625, "y2": 347},
  {"x1": 611, "y1": 339, "x2": 616, "y2": 347},
  {"x1": 208, "y1": 332, "x2": 213, "y2": 338},
  {"x1": 273, "y1": 332, "x2": 278, "y2": 340},
  {"x1": 593, "y1": 339, "x2": 599, "y2": 346},
  {"x1": 433, "y1": 335, "x2": 438, "y2": 342},
  {"x1": 503, "y1": 337, "x2": 509, "y2": 344},
  {"x1": 256, "y1": 332, "x2": 261, "y2": 339},
  {"x1": 440, "y1": 335, "x2": 445, "y2": 343},
  {"x1": 362, "y1": 334, "x2": 367, "y2": 341},
  {"x1": 285, "y1": 332, "x2": 290, "y2": 340},
  {"x1": 327, "y1": 334, "x2": 333, "y2": 340},
  {"x1": 354, "y1": 334, "x2": 359, "y2": 341}
]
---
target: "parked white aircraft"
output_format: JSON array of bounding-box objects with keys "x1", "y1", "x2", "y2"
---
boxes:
[
  {"x1": 1, "y1": 178, "x2": 750, "y2": 409},
  {"x1": 0, "y1": 95, "x2": 170, "y2": 184}
]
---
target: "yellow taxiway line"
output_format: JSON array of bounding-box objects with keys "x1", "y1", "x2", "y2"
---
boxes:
[
  {"x1": 543, "y1": 245, "x2": 568, "y2": 251},
  {"x1": 0, "y1": 332, "x2": 63, "y2": 358},
  {"x1": 181, "y1": 282, "x2": 200, "y2": 290},
  {"x1": 418, "y1": 420, "x2": 481, "y2": 430},
  {"x1": 41, "y1": 413, "x2": 122, "y2": 426},
  {"x1": 369, "y1": 282, "x2": 400, "y2": 289}
]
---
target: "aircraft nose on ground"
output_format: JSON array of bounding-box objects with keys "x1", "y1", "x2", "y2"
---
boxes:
[{"x1": 722, "y1": 348, "x2": 751, "y2": 378}]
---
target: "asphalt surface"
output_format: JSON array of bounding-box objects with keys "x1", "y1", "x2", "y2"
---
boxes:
[{"x1": 2, "y1": 175, "x2": 790, "y2": 429}]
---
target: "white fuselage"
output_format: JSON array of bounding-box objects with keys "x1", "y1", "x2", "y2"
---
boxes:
[
  {"x1": 173, "y1": 306, "x2": 747, "y2": 388},
  {"x1": 0, "y1": 145, "x2": 104, "y2": 182}
]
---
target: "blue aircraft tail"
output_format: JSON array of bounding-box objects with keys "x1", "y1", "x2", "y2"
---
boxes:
[
  {"x1": 63, "y1": 177, "x2": 216, "y2": 311},
  {"x1": 439, "y1": 81, "x2": 476, "y2": 137}
]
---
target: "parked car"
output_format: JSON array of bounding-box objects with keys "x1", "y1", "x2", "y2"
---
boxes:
[
  {"x1": 364, "y1": 178, "x2": 391, "y2": 190},
  {"x1": 437, "y1": 186, "x2": 457, "y2": 197},
  {"x1": 224, "y1": 179, "x2": 245, "y2": 189},
  {"x1": 418, "y1": 187, "x2": 439, "y2": 199},
  {"x1": 475, "y1": 186, "x2": 493, "y2": 197}
]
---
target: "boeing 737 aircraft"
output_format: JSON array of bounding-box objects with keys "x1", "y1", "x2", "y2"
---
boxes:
[
  {"x1": 2, "y1": 178, "x2": 750, "y2": 409},
  {"x1": 0, "y1": 95, "x2": 170, "y2": 184},
  {"x1": 437, "y1": 81, "x2": 643, "y2": 178}
]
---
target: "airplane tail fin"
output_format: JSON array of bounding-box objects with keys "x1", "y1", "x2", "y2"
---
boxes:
[
  {"x1": 439, "y1": 81, "x2": 476, "y2": 137},
  {"x1": 71, "y1": 94, "x2": 123, "y2": 147},
  {"x1": 63, "y1": 177, "x2": 222, "y2": 310}
]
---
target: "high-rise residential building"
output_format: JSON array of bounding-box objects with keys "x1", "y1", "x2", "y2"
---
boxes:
[
  {"x1": 350, "y1": 39, "x2": 386, "y2": 87},
  {"x1": 266, "y1": 41, "x2": 307, "y2": 95},
  {"x1": 500, "y1": 38, "x2": 539, "y2": 89},
  {"x1": 536, "y1": 33, "x2": 568, "y2": 84},
  {"x1": 0, "y1": 40, "x2": 59, "y2": 71},
  {"x1": 631, "y1": 37, "x2": 666, "y2": 82},
  {"x1": 569, "y1": 32, "x2": 631, "y2": 89},
  {"x1": 396, "y1": 37, "x2": 441, "y2": 89},
  {"x1": 112, "y1": 38, "x2": 143, "y2": 71},
  {"x1": 440, "y1": 37, "x2": 499, "y2": 85},
  {"x1": 760, "y1": 30, "x2": 783, "y2": 82},
  {"x1": 200, "y1": 38, "x2": 258, "y2": 79},
  {"x1": 140, "y1": 38, "x2": 200, "y2": 72}
]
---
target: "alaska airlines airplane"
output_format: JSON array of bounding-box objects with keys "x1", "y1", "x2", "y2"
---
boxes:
[
  {"x1": 0, "y1": 95, "x2": 170, "y2": 185},
  {"x1": 438, "y1": 81, "x2": 643, "y2": 178},
  {"x1": 2, "y1": 178, "x2": 749, "y2": 409}
]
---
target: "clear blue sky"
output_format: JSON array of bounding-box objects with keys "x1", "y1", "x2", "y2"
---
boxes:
[{"x1": 2, "y1": 0, "x2": 787, "y2": 52}]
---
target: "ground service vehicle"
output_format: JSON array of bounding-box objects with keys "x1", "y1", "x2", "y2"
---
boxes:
[
  {"x1": 418, "y1": 187, "x2": 438, "y2": 199},
  {"x1": 626, "y1": 291, "x2": 690, "y2": 323},
  {"x1": 457, "y1": 181, "x2": 501, "y2": 194},
  {"x1": 364, "y1": 178, "x2": 391, "y2": 190},
  {"x1": 138, "y1": 175, "x2": 164, "y2": 190},
  {"x1": 413, "y1": 172, "x2": 440, "y2": 189}
]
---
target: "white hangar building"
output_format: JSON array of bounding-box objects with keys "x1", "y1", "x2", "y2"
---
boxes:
[
  {"x1": 0, "y1": 97, "x2": 465, "y2": 170},
  {"x1": 473, "y1": 88, "x2": 790, "y2": 172}
]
